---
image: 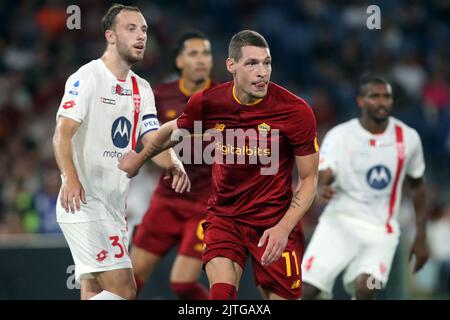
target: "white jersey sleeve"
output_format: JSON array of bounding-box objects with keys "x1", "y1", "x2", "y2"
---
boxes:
[
  {"x1": 406, "y1": 129, "x2": 425, "y2": 179},
  {"x1": 56, "y1": 70, "x2": 95, "y2": 123},
  {"x1": 139, "y1": 80, "x2": 160, "y2": 138},
  {"x1": 318, "y1": 127, "x2": 341, "y2": 174}
]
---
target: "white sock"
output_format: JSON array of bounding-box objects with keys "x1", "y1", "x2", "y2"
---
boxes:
[{"x1": 89, "y1": 290, "x2": 126, "y2": 300}]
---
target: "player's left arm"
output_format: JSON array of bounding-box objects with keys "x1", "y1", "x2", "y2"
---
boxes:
[
  {"x1": 259, "y1": 152, "x2": 319, "y2": 266},
  {"x1": 407, "y1": 175, "x2": 429, "y2": 273},
  {"x1": 405, "y1": 129, "x2": 429, "y2": 273}
]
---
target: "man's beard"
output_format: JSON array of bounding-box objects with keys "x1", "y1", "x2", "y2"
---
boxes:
[{"x1": 117, "y1": 42, "x2": 143, "y2": 64}]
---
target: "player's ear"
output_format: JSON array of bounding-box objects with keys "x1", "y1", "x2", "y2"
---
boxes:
[
  {"x1": 226, "y1": 58, "x2": 236, "y2": 74},
  {"x1": 105, "y1": 29, "x2": 116, "y2": 45},
  {"x1": 175, "y1": 55, "x2": 183, "y2": 70},
  {"x1": 356, "y1": 95, "x2": 364, "y2": 109}
]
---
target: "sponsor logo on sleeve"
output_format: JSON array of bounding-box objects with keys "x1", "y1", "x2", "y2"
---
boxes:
[
  {"x1": 62, "y1": 100, "x2": 76, "y2": 109},
  {"x1": 68, "y1": 80, "x2": 80, "y2": 96}
]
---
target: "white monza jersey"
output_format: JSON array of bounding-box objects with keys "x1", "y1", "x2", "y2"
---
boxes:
[
  {"x1": 56, "y1": 59, "x2": 160, "y2": 226},
  {"x1": 319, "y1": 117, "x2": 425, "y2": 234}
]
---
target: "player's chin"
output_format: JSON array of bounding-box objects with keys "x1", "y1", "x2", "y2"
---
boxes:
[
  {"x1": 251, "y1": 89, "x2": 268, "y2": 99},
  {"x1": 373, "y1": 113, "x2": 390, "y2": 122},
  {"x1": 128, "y1": 54, "x2": 144, "y2": 64}
]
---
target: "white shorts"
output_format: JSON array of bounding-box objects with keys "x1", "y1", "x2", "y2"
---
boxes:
[
  {"x1": 59, "y1": 219, "x2": 132, "y2": 283},
  {"x1": 302, "y1": 214, "x2": 399, "y2": 298}
]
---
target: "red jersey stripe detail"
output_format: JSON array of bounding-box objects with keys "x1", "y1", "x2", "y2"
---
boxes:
[
  {"x1": 386, "y1": 125, "x2": 405, "y2": 233},
  {"x1": 131, "y1": 76, "x2": 140, "y2": 150}
]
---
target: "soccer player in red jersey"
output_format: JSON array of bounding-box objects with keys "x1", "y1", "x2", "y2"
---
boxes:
[
  {"x1": 131, "y1": 31, "x2": 214, "y2": 299},
  {"x1": 119, "y1": 30, "x2": 319, "y2": 300}
]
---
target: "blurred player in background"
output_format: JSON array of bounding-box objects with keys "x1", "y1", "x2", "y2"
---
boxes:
[
  {"x1": 131, "y1": 31, "x2": 214, "y2": 299},
  {"x1": 302, "y1": 74, "x2": 429, "y2": 300},
  {"x1": 119, "y1": 30, "x2": 319, "y2": 300},
  {"x1": 52, "y1": 4, "x2": 189, "y2": 300}
]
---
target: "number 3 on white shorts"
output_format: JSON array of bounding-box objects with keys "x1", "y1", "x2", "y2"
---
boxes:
[{"x1": 109, "y1": 235, "x2": 128, "y2": 258}]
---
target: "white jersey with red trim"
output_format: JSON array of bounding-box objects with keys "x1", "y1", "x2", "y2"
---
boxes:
[
  {"x1": 319, "y1": 117, "x2": 425, "y2": 234},
  {"x1": 55, "y1": 59, "x2": 159, "y2": 226}
]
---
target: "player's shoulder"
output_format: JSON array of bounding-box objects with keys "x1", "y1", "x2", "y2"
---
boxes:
[
  {"x1": 202, "y1": 81, "x2": 231, "y2": 97},
  {"x1": 326, "y1": 118, "x2": 357, "y2": 137},
  {"x1": 153, "y1": 79, "x2": 179, "y2": 98},
  {"x1": 268, "y1": 82, "x2": 312, "y2": 112},
  {"x1": 154, "y1": 79, "x2": 179, "y2": 92},
  {"x1": 390, "y1": 117, "x2": 421, "y2": 142},
  {"x1": 66, "y1": 60, "x2": 98, "y2": 84}
]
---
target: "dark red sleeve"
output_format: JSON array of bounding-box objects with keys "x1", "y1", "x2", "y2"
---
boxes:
[
  {"x1": 176, "y1": 90, "x2": 203, "y2": 133},
  {"x1": 153, "y1": 85, "x2": 162, "y2": 109},
  {"x1": 284, "y1": 100, "x2": 319, "y2": 156}
]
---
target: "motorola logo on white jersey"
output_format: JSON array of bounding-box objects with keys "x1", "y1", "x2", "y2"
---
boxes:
[
  {"x1": 112, "y1": 117, "x2": 132, "y2": 148},
  {"x1": 366, "y1": 165, "x2": 391, "y2": 190}
]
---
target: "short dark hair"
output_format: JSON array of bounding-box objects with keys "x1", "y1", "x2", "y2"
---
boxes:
[
  {"x1": 358, "y1": 73, "x2": 390, "y2": 96},
  {"x1": 102, "y1": 3, "x2": 141, "y2": 33},
  {"x1": 174, "y1": 30, "x2": 209, "y2": 57},
  {"x1": 228, "y1": 30, "x2": 269, "y2": 62}
]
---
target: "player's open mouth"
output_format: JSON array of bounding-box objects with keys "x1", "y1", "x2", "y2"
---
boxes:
[
  {"x1": 253, "y1": 81, "x2": 267, "y2": 89},
  {"x1": 133, "y1": 44, "x2": 145, "y2": 51}
]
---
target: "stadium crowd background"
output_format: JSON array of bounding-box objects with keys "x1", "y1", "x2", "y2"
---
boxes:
[{"x1": 0, "y1": 0, "x2": 449, "y2": 299}]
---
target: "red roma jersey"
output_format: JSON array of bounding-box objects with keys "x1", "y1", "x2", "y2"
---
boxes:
[
  {"x1": 177, "y1": 81, "x2": 318, "y2": 228},
  {"x1": 152, "y1": 79, "x2": 214, "y2": 203}
]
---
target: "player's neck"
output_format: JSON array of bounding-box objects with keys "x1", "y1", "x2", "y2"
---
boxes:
[
  {"x1": 359, "y1": 117, "x2": 389, "y2": 135},
  {"x1": 232, "y1": 85, "x2": 261, "y2": 105},
  {"x1": 179, "y1": 77, "x2": 211, "y2": 96},
  {"x1": 101, "y1": 50, "x2": 131, "y2": 81}
]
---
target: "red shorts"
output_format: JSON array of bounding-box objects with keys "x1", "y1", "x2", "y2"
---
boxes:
[
  {"x1": 202, "y1": 215, "x2": 305, "y2": 300},
  {"x1": 133, "y1": 195, "x2": 206, "y2": 259}
]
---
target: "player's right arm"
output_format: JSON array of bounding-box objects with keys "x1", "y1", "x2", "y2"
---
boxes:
[
  {"x1": 118, "y1": 119, "x2": 181, "y2": 178},
  {"x1": 53, "y1": 116, "x2": 87, "y2": 213},
  {"x1": 317, "y1": 169, "x2": 335, "y2": 205},
  {"x1": 53, "y1": 70, "x2": 93, "y2": 213}
]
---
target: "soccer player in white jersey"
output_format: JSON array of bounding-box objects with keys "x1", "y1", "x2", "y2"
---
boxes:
[
  {"x1": 52, "y1": 4, "x2": 190, "y2": 300},
  {"x1": 302, "y1": 74, "x2": 429, "y2": 300}
]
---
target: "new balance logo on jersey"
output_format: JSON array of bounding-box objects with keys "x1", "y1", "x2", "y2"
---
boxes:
[
  {"x1": 111, "y1": 117, "x2": 132, "y2": 148},
  {"x1": 366, "y1": 165, "x2": 391, "y2": 190}
]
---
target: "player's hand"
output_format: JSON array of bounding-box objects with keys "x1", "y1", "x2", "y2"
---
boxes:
[
  {"x1": 409, "y1": 234, "x2": 429, "y2": 273},
  {"x1": 317, "y1": 185, "x2": 335, "y2": 205},
  {"x1": 60, "y1": 175, "x2": 87, "y2": 213},
  {"x1": 164, "y1": 162, "x2": 191, "y2": 193},
  {"x1": 258, "y1": 224, "x2": 290, "y2": 266},
  {"x1": 118, "y1": 150, "x2": 143, "y2": 178}
]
